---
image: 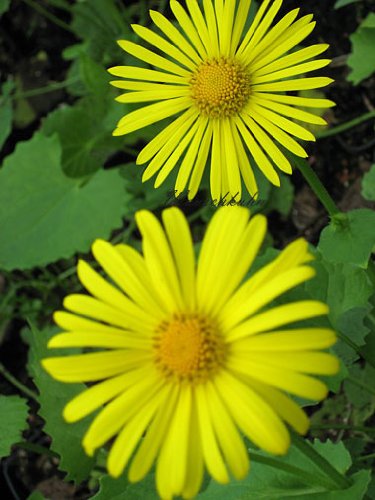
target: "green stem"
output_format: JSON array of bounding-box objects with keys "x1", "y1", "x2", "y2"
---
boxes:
[
  {"x1": 317, "y1": 110, "x2": 375, "y2": 139},
  {"x1": 311, "y1": 423, "x2": 375, "y2": 434},
  {"x1": 293, "y1": 157, "x2": 340, "y2": 218},
  {"x1": 355, "y1": 453, "x2": 375, "y2": 463},
  {"x1": 21, "y1": 0, "x2": 74, "y2": 33},
  {"x1": 12, "y1": 77, "x2": 80, "y2": 100},
  {"x1": 346, "y1": 375, "x2": 375, "y2": 397},
  {"x1": 291, "y1": 433, "x2": 352, "y2": 490},
  {"x1": 14, "y1": 441, "x2": 58, "y2": 458},
  {"x1": 0, "y1": 363, "x2": 38, "y2": 401},
  {"x1": 250, "y1": 453, "x2": 338, "y2": 490}
]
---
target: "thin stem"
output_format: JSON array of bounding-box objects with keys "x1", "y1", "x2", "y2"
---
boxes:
[
  {"x1": 346, "y1": 375, "x2": 375, "y2": 397},
  {"x1": 0, "y1": 363, "x2": 38, "y2": 402},
  {"x1": 317, "y1": 110, "x2": 375, "y2": 139},
  {"x1": 311, "y1": 423, "x2": 375, "y2": 434},
  {"x1": 291, "y1": 433, "x2": 352, "y2": 490},
  {"x1": 250, "y1": 453, "x2": 338, "y2": 490},
  {"x1": 12, "y1": 77, "x2": 80, "y2": 100},
  {"x1": 21, "y1": 0, "x2": 74, "y2": 33},
  {"x1": 293, "y1": 156, "x2": 340, "y2": 217},
  {"x1": 355, "y1": 453, "x2": 375, "y2": 463}
]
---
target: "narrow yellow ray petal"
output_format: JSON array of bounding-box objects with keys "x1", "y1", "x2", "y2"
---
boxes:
[
  {"x1": 131, "y1": 23, "x2": 196, "y2": 71},
  {"x1": 203, "y1": 0, "x2": 220, "y2": 57},
  {"x1": 156, "y1": 385, "x2": 192, "y2": 496},
  {"x1": 249, "y1": 101, "x2": 316, "y2": 141},
  {"x1": 188, "y1": 121, "x2": 213, "y2": 200},
  {"x1": 136, "y1": 210, "x2": 185, "y2": 312},
  {"x1": 154, "y1": 119, "x2": 200, "y2": 188},
  {"x1": 170, "y1": 1, "x2": 208, "y2": 59},
  {"x1": 228, "y1": 357, "x2": 328, "y2": 400},
  {"x1": 250, "y1": 107, "x2": 308, "y2": 157},
  {"x1": 175, "y1": 117, "x2": 208, "y2": 195},
  {"x1": 82, "y1": 375, "x2": 164, "y2": 456},
  {"x1": 47, "y1": 330, "x2": 152, "y2": 350},
  {"x1": 210, "y1": 120, "x2": 222, "y2": 202},
  {"x1": 231, "y1": 122, "x2": 258, "y2": 198},
  {"x1": 222, "y1": 118, "x2": 242, "y2": 199},
  {"x1": 108, "y1": 65, "x2": 188, "y2": 84},
  {"x1": 195, "y1": 384, "x2": 229, "y2": 483},
  {"x1": 205, "y1": 381, "x2": 250, "y2": 479},
  {"x1": 142, "y1": 111, "x2": 198, "y2": 181},
  {"x1": 252, "y1": 95, "x2": 327, "y2": 125},
  {"x1": 226, "y1": 301, "x2": 329, "y2": 342},
  {"x1": 234, "y1": 115, "x2": 281, "y2": 186},
  {"x1": 186, "y1": 0, "x2": 214, "y2": 58},
  {"x1": 181, "y1": 400, "x2": 204, "y2": 499},
  {"x1": 231, "y1": 0, "x2": 252, "y2": 55},
  {"x1": 233, "y1": 328, "x2": 337, "y2": 351},
  {"x1": 247, "y1": 379, "x2": 310, "y2": 435},
  {"x1": 216, "y1": 371, "x2": 290, "y2": 454},
  {"x1": 253, "y1": 59, "x2": 331, "y2": 85},
  {"x1": 110, "y1": 81, "x2": 187, "y2": 91},
  {"x1": 162, "y1": 207, "x2": 196, "y2": 311},
  {"x1": 108, "y1": 386, "x2": 168, "y2": 478},
  {"x1": 237, "y1": 0, "x2": 273, "y2": 56},
  {"x1": 118, "y1": 40, "x2": 190, "y2": 77},
  {"x1": 221, "y1": 0, "x2": 236, "y2": 57},
  {"x1": 241, "y1": 113, "x2": 292, "y2": 174},
  {"x1": 42, "y1": 350, "x2": 152, "y2": 383},
  {"x1": 149, "y1": 10, "x2": 202, "y2": 64},
  {"x1": 129, "y1": 385, "x2": 180, "y2": 483},
  {"x1": 91, "y1": 240, "x2": 165, "y2": 319},
  {"x1": 116, "y1": 88, "x2": 190, "y2": 103},
  {"x1": 137, "y1": 107, "x2": 197, "y2": 165},
  {"x1": 214, "y1": 0, "x2": 224, "y2": 51},
  {"x1": 254, "y1": 92, "x2": 335, "y2": 109},
  {"x1": 243, "y1": 8, "x2": 300, "y2": 66},
  {"x1": 53, "y1": 310, "x2": 113, "y2": 333},
  {"x1": 254, "y1": 43, "x2": 329, "y2": 77},
  {"x1": 114, "y1": 97, "x2": 191, "y2": 136},
  {"x1": 62, "y1": 367, "x2": 150, "y2": 422}
]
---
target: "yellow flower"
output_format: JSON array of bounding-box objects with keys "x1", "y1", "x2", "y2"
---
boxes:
[
  {"x1": 43, "y1": 207, "x2": 338, "y2": 499},
  {"x1": 109, "y1": 0, "x2": 334, "y2": 202}
]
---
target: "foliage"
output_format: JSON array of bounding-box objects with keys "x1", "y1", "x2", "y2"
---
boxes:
[
  {"x1": 0, "y1": 395, "x2": 28, "y2": 458},
  {"x1": 347, "y1": 13, "x2": 375, "y2": 84}
]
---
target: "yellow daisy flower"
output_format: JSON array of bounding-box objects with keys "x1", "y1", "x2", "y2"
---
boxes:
[
  {"x1": 43, "y1": 207, "x2": 338, "y2": 499},
  {"x1": 109, "y1": 0, "x2": 334, "y2": 202}
]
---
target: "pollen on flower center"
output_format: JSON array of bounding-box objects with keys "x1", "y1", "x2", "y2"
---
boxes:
[
  {"x1": 190, "y1": 57, "x2": 251, "y2": 118},
  {"x1": 154, "y1": 313, "x2": 227, "y2": 382}
]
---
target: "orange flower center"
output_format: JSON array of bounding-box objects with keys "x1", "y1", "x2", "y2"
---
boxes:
[
  {"x1": 154, "y1": 313, "x2": 227, "y2": 382},
  {"x1": 190, "y1": 57, "x2": 250, "y2": 118}
]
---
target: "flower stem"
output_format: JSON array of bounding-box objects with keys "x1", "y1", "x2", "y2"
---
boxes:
[
  {"x1": 291, "y1": 433, "x2": 352, "y2": 490},
  {"x1": 12, "y1": 77, "x2": 81, "y2": 100},
  {"x1": 250, "y1": 452, "x2": 338, "y2": 490},
  {"x1": 317, "y1": 110, "x2": 375, "y2": 139},
  {"x1": 0, "y1": 363, "x2": 38, "y2": 401},
  {"x1": 21, "y1": 0, "x2": 74, "y2": 33},
  {"x1": 293, "y1": 156, "x2": 340, "y2": 218}
]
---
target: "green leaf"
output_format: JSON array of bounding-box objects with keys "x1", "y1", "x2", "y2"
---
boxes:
[
  {"x1": 334, "y1": 0, "x2": 360, "y2": 8},
  {"x1": 347, "y1": 13, "x2": 375, "y2": 84},
  {"x1": 0, "y1": 0, "x2": 10, "y2": 16},
  {"x1": 0, "y1": 395, "x2": 29, "y2": 458},
  {"x1": 25, "y1": 325, "x2": 94, "y2": 483},
  {"x1": 362, "y1": 165, "x2": 375, "y2": 201},
  {"x1": 0, "y1": 133, "x2": 125, "y2": 270},
  {"x1": 197, "y1": 441, "x2": 370, "y2": 499},
  {"x1": 92, "y1": 472, "x2": 157, "y2": 499},
  {"x1": 318, "y1": 209, "x2": 375, "y2": 268},
  {"x1": 264, "y1": 175, "x2": 295, "y2": 217},
  {"x1": 0, "y1": 79, "x2": 13, "y2": 150}
]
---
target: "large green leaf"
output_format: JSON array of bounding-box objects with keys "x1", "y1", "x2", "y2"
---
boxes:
[
  {"x1": 92, "y1": 472, "x2": 157, "y2": 500},
  {"x1": 347, "y1": 13, "x2": 375, "y2": 84},
  {"x1": 25, "y1": 325, "x2": 94, "y2": 483},
  {"x1": 0, "y1": 395, "x2": 29, "y2": 458},
  {"x1": 197, "y1": 441, "x2": 370, "y2": 499},
  {"x1": 318, "y1": 209, "x2": 375, "y2": 268},
  {"x1": 0, "y1": 133, "x2": 125, "y2": 270}
]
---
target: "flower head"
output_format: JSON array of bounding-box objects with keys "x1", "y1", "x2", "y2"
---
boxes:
[
  {"x1": 43, "y1": 207, "x2": 338, "y2": 499},
  {"x1": 109, "y1": 0, "x2": 334, "y2": 202}
]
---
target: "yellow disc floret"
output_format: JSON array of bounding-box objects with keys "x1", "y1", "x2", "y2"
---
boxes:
[
  {"x1": 190, "y1": 57, "x2": 251, "y2": 118},
  {"x1": 154, "y1": 313, "x2": 227, "y2": 382}
]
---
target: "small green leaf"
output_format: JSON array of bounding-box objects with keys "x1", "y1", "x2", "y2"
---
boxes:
[
  {"x1": 362, "y1": 165, "x2": 375, "y2": 201},
  {"x1": 0, "y1": 79, "x2": 13, "y2": 150},
  {"x1": 347, "y1": 13, "x2": 375, "y2": 84},
  {"x1": 92, "y1": 472, "x2": 157, "y2": 500},
  {"x1": 0, "y1": 0, "x2": 10, "y2": 16},
  {"x1": 0, "y1": 133, "x2": 125, "y2": 270},
  {"x1": 0, "y1": 395, "x2": 29, "y2": 458},
  {"x1": 334, "y1": 0, "x2": 360, "y2": 8},
  {"x1": 25, "y1": 325, "x2": 94, "y2": 483},
  {"x1": 318, "y1": 209, "x2": 375, "y2": 268}
]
